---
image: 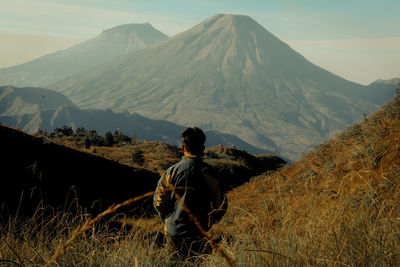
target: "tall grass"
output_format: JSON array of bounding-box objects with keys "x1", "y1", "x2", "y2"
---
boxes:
[
  {"x1": 0, "y1": 192, "x2": 233, "y2": 266},
  {"x1": 214, "y1": 95, "x2": 400, "y2": 266}
]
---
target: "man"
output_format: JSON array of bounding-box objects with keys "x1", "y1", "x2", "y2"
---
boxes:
[{"x1": 153, "y1": 127, "x2": 227, "y2": 260}]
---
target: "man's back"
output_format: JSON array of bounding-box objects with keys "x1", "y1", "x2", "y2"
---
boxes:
[
  {"x1": 153, "y1": 127, "x2": 227, "y2": 259},
  {"x1": 154, "y1": 155, "x2": 224, "y2": 237}
]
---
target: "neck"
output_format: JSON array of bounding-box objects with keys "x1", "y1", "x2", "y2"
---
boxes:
[{"x1": 184, "y1": 151, "x2": 201, "y2": 158}]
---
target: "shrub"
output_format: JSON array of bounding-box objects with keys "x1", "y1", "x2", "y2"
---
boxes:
[
  {"x1": 105, "y1": 132, "x2": 114, "y2": 147},
  {"x1": 132, "y1": 149, "x2": 145, "y2": 166}
]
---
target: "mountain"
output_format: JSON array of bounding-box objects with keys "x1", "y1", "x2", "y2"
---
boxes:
[
  {"x1": 49, "y1": 14, "x2": 383, "y2": 160},
  {"x1": 0, "y1": 85, "x2": 271, "y2": 154},
  {"x1": 0, "y1": 85, "x2": 76, "y2": 131},
  {"x1": 372, "y1": 77, "x2": 400, "y2": 86},
  {"x1": 363, "y1": 77, "x2": 399, "y2": 105},
  {"x1": 0, "y1": 23, "x2": 168, "y2": 87}
]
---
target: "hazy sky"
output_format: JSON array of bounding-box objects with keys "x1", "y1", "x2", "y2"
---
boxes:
[{"x1": 1, "y1": 0, "x2": 399, "y2": 85}]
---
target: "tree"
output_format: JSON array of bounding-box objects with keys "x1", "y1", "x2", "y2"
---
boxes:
[
  {"x1": 75, "y1": 127, "x2": 86, "y2": 136},
  {"x1": 54, "y1": 125, "x2": 73, "y2": 137},
  {"x1": 132, "y1": 148, "x2": 145, "y2": 166},
  {"x1": 105, "y1": 132, "x2": 114, "y2": 147},
  {"x1": 84, "y1": 136, "x2": 91, "y2": 149}
]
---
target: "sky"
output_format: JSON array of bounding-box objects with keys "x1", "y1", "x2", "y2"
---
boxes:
[{"x1": 0, "y1": 0, "x2": 399, "y2": 85}]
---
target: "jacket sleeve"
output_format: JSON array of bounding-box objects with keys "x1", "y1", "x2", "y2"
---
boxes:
[{"x1": 153, "y1": 169, "x2": 175, "y2": 220}]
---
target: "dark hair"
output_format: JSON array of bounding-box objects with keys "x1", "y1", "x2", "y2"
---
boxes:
[{"x1": 181, "y1": 127, "x2": 206, "y2": 155}]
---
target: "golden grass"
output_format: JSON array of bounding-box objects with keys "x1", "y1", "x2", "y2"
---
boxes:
[
  {"x1": 214, "y1": 95, "x2": 400, "y2": 265},
  {"x1": 44, "y1": 191, "x2": 157, "y2": 267},
  {"x1": 0, "y1": 189, "x2": 235, "y2": 266}
]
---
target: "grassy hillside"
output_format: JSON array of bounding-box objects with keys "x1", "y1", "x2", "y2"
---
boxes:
[
  {"x1": 36, "y1": 129, "x2": 285, "y2": 183},
  {"x1": 1, "y1": 95, "x2": 398, "y2": 266},
  {"x1": 216, "y1": 94, "x2": 400, "y2": 265}
]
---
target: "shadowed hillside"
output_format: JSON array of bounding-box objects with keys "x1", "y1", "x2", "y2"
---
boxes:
[
  {"x1": 0, "y1": 125, "x2": 160, "y2": 217},
  {"x1": 34, "y1": 128, "x2": 286, "y2": 187},
  {"x1": 0, "y1": 124, "x2": 286, "y2": 220},
  {"x1": 216, "y1": 94, "x2": 400, "y2": 265}
]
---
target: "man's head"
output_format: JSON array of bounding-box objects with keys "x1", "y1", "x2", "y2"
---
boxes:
[{"x1": 180, "y1": 127, "x2": 206, "y2": 156}]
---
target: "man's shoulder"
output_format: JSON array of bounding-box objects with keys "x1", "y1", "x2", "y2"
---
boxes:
[
  {"x1": 164, "y1": 158, "x2": 188, "y2": 175},
  {"x1": 201, "y1": 162, "x2": 218, "y2": 176},
  {"x1": 164, "y1": 157, "x2": 216, "y2": 177}
]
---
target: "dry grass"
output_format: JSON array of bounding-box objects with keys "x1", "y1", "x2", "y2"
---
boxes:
[
  {"x1": 215, "y1": 95, "x2": 400, "y2": 265},
  {"x1": 0, "y1": 209, "x2": 173, "y2": 266},
  {"x1": 0, "y1": 192, "x2": 233, "y2": 266}
]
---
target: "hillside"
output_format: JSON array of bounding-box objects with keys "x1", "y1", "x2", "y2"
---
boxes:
[
  {"x1": 0, "y1": 125, "x2": 160, "y2": 217},
  {"x1": 364, "y1": 77, "x2": 400, "y2": 105},
  {"x1": 0, "y1": 85, "x2": 76, "y2": 132},
  {"x1": 1, "y1": 96, "x2": 397, "y2": 266},
  {"x1": 35, "y1": 127, "x2": 286, "y2": 181},
  {"x1": 49, "y1": 14, "x2": 385, "y2": 160},
  {"x1": 0, "y1": 123, "x2": 286, "y2": 265},
  {"x1": 0, "y1": 23, "x2": 168, "y2": 87},
  {"x1": 215, "y1": 94, "x2": 400, "y2": 265},
  {"x1": 0, "y1": 124, "x2": 285, "y2": 217}
]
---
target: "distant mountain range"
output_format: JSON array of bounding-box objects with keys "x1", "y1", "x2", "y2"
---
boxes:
[
  {"x1": 47, "y1": 14, "x2": 396, "y2": 159},
  {"x1": 0, "y1": 85, "x2": 271, "y2": 154},
  {"x1": 0, "y1": 23, "x2": 168, "y2": 87},
  {"x1": 372, "y1": 77, "x2": 400, "y2": 86},
  {"x1": 0, "y1": 14, "x2": 397, "y2": 159}
]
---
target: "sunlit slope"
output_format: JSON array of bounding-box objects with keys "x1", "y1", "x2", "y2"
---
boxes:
[
  {"x1": 219, "y1": 94, "x2": 400, "y2": 265},
  {"x1": 51, "y1": 14, "x2": 382, "y2": 159}
]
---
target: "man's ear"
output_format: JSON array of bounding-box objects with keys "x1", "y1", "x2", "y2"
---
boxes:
[{"x1": 181, "y1": 145, "x2": 185, "y2": 153}]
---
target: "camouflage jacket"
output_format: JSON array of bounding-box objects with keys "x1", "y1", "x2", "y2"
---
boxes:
[{"x1": 153, "y1": 155, "x2": 227, "y2": 237}]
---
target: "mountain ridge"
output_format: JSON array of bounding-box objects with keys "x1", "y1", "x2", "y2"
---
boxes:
[{"x1": 0, "y1": 85, "x2": 273, "y2": 155}]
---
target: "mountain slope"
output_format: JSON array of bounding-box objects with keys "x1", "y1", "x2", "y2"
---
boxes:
[
  {"x1": 0, "y1": 85, "x2": 76, "y2": 131},
  {"x1": 0, "y1": 85, "x2": 271, "y2": 154},
  {"x1": 0, "y1": 23, "x2": 168, "y2": 87},
  {"x1": 49, "y1": 14, "x2": 382, "y2": 159},
  {"x1": 362, "y1": 77, "x2": 399, "y2": 105}
]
